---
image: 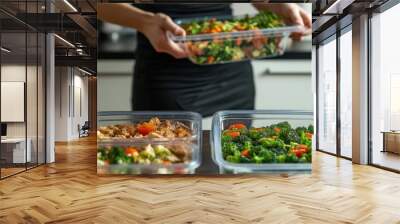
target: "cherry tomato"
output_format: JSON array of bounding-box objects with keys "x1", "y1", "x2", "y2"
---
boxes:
[
  {"x1": 241, "y1": 149, "x2": 250, "y2": 157},
  {"x1": 137, "y1": 123, "x2": 155, "y2": 136},
  {"x1": 235, "y1": 38, "x2": 242, "y2": 46},
  {"x1": 292, "y1": 149, "x2": 304, "y2": 158},
  {"x1": 124, "y1": 147, "x2": 138, "y2": 156},
  {"x1": 297, "y1": 144, "x2": 308, "y2": 149},
  {"x1": 296, "y1": 144, "x2": 309, "y2": 153},
  {"x1": 228, "y1": 123, "x2": 246, "y2": 130},
  {"x1": 225, "y1": 131, "x2": 240, "y2": 138}
]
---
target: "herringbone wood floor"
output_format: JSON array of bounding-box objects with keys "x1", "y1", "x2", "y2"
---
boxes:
[{"x1": 1, "y1": 137, "x2": 400, "y2": 224}]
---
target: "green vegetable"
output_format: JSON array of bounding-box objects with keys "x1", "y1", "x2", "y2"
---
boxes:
[
  {"x1": 221, "y1": 122, "x2": 313, "y2": 164},
  {"x1": 298, "y1": 156, "x2": 308, "y2": 163},
  {"x1": 307, "y1": 124, "x2": 314, "y2": 133},
  {"x1": 259, "y1": 149, "x2": 274, "y2": 163},
  {"x1": 286, "y1": 154, "x2": 298, "y2": 163},
  {"x1": 154, "y1": 145, "x2": 172, "y2": 159},
  {"x1": 252, "y1": 155, "x2": 264, "y2": 164},
  {"x1": 276, "y1": 154, "x2": 286, "y2": 163},
  {"x1": 181, "y1": 12, "x2": 286, "y2": 65},
  {"x1": 240, "y1": 156, "x2": 252, "y2": 163},
  {"x1": 97, "y1": 144, "x2": 185, "y2": 165},
  {"x1": 140, "y1": 145, "x2": 156, "y2": 161}
]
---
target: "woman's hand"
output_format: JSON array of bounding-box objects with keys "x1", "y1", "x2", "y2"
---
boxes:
[
  {"x1": 140, "y1": 13, "x2": 188, "y2": 59},
  {"x1": 97, "y1": 4, "x2": 187, "y2": 58},
  {"x1": 254, "y1": 3, "x2": 312, "y2": 41}
]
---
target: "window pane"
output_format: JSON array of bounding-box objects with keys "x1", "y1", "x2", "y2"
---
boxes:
[
  {"x1": 1, "y1": 30, "x2": 28, "y2": 177},
  {"x1": 340, "y1": 29, "x2": 352, "y2": 158},
  {"x1": 318, "y1": 38, "x2": 337, "y2": 154},
  {"x1": 38, "y1": 33, "x2": 45, "y2": 165},
  {"x1": 371, "y1": 4, "x2": 400, "y2": 171},
  {"x1": 27, "y1": 31, "x2": 38, "y2": 169}
]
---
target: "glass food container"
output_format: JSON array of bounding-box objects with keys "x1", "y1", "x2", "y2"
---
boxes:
[
  {"x1": 170, "y1": 13, "x2": 302, "y2": 65},
  {"x1": 211, "y1": 110, "x2": 314, "y2": 174},
  {"x1": 97, "y1": 111, "x2": 202, "y2": 175}
]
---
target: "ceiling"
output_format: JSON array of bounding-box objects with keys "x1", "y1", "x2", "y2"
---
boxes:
[
  {"x1": 0, "y1": 0, "x2": 97, "y2": 73},
  {"x1": 312, "y1": 0, "x2": 393, "y2": 44}
]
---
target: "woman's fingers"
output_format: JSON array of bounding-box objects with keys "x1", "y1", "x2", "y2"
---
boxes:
[
  {"x1": 144, "y1": 13, "x2": 188, "y2": 58},
  {"x1": 300, "y1": 9, "x2": 312, "y2": 35},
  {"x1": 288, "y1": 6, "x2": 311, "y2": 41},
  {"x1": 290, "y1": 8, "x2": 305, "y2": 27},
  {"x1": 153, "y1": 32, "x2": 187, "y2": 58},
  {"x1": 157, "y1": 13, "x2": 186, "y2": 36},
  {"x1": 151, "y1": 13, "x2": 187, "y2": 58},
  {"x1": 164, "y1": 40, "x2": 188, "y2": 59},
  {"x1": 300, "y1": 9, "x2": 312, "y2": 29}
]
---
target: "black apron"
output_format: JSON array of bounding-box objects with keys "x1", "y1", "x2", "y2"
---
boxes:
[{"x1": 133, "y1": 4, "x2": 255, "y2": 117}]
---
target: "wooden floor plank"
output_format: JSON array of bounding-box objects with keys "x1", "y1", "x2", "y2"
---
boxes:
[{"x1": 0, "y1": 137, "x2": 399, "y2": 224}]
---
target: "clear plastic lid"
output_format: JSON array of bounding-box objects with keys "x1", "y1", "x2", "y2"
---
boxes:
[{"x1": 170, "y1": 25, "x2": 302, "y2": 42}]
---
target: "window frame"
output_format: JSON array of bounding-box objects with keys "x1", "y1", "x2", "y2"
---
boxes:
[{"x1": 315, "y1": 22, "x2": 353, "y2": 161}]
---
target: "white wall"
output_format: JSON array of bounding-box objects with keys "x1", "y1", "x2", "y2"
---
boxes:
[
  {"x1": 54, "y1": 67, "x2": 89, "y2": 141},
  {"x1": 97, "y1": 60, "x2": 134, "y2": 112},
  {"x1": 1, "y1": 65, "x2": 29, "y2": 138},
  {"x1": 55, "y1": 67, "x2": 69, "y2": 141}
]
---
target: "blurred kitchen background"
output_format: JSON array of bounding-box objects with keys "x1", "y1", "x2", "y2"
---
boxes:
[{"x1": 97, "y1": 3, "x2": 313, "y2": 129}]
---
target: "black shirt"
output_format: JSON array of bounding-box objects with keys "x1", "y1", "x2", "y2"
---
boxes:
[{"x1": 135, "y1": 4, "x2": 232, "y2": 19}]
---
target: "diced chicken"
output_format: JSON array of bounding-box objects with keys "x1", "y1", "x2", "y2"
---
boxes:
[{"x1": 97, "y1": 117, "x2": 192, "y2": 139}]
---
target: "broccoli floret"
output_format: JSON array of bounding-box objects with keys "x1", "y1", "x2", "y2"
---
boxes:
[
  {"x1": 276, "y1": 121, "x2": 291, "y2": 130},
  {"x1": 287, "y1": 129, "x2": 300, "y2": 144},
  {"x1": 108, "y1": 146, "x2": 125, "y2": 164},
  {"x1": 226, "y1": 150, "x2": 241, "y2": 163},
  {"x1": 286, "y1": 153, "x2": 298, "y2": 163},
  {"x1": 222, "y1": 134, "x2": 233, "y2": 143},
  {"x1": 222, "y1": 142, "x2": 239, "y2": 158},
  {"x1": 252, "y1": 145, "x2": 264, "y2": 154},
  {"x1": 259, "y1": 137, "x2": 286, "y2": 149},
  {"x1": 154, "y1": 145, "x2": 172, "y2": 160},
  {"x1": 259, "y1": 137, "x2": 275, "y2": 148},
  {"x1": 307, "y1": 125, "x2": 314, "y2": 133},
  {"x1": 278, "y1": 128, "x2": 300, "y2": 144},
  {"x1": 239, "y1": 156, "x2": 252, "y2": 163},
  {"x1": 248, "y1": 128, "x2": 263, "y2": 140},
  {"x1": 252, "y1": 155, "x2": 264, "y2": 164},
  {"x1": 276, "y1": 154, "x2": 286, "y2": 163},
  {"x1": 243, "y1": 141, "x2": 252, "y2": 150},
  {"x1": 140, "y1": 145, "x2": 156, "y2": 161},
  {"x1": 261, "y1": 127, "x2": 275, "y2": 138},
  {"x1": 298, "y1": 156, "x2": 308, "y2": 163},
  {"x1": 270, "y1": 147, "x2": 287, "y2": 155},
  {"x1": 295, "y1": 127, "x2": 307, "y2": 136},
  {"x1": 258, "y1": 149, "x2": 275, "y2": 162},
  {"x1": 236, "y1": 134, "x2": 252, "y2": 143},
  {"x1": 97, "y1": 147, "x2": 108, "y2": 161}
]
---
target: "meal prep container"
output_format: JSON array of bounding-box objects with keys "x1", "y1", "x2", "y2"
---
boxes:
[
  {"x1": 97, "y1": 111, "x2": 202, "y2": 175},
  {"x1": 211, "y1": 110, "x2": 313, "y2": 174},
  {"x1": 171, "y1": 15, "x2": 302, "y2": 65}
]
